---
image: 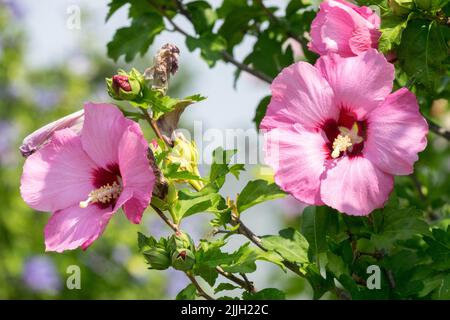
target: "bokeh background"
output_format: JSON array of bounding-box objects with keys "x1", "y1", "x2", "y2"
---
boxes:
[{"x1": 1, "y1": 0, "x2": 449, "y2": 299}]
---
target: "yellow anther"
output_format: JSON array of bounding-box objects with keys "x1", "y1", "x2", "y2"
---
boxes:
[
  {"x1": 79, "y1": 181, "x2": 122, "y2": 208},
  {"x1": 331, "y1": 134, "x2": 353, "y2": 158},
  {"x1": 331, "y1": 124, "x2": 363, "y2": 158}
]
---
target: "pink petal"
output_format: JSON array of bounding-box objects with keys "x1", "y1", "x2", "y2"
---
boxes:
[
  {"x1": 320, "y1": 3, "x2": 356, "y2": 57},
  {"x1": 315, "y1": 49, "x2": 394, "y2": 119},
  {"x1": 364, "y1": 88, "x2": 428, "y2": 175},
  {"x1": 20, "y1": 128, "x2": 97, "y2": 212},
  {"x1": 349, "y1": 27, "x2": 375, "y2": 55},
  {"x1": 44, "y1": 204, "x2": 113, "y2": 252},
  {"x1": 308, "y1": 3, "x2": 328, "y2": 55},
  {"x1": 263, "y1": 125, "x2": 328, "y2": 205},
  {"x1": 320, "y1": 156, "x2": 394, "y2": 215},
  {"x1": 118, "y1": 126, "x2": 154, "y2": 224},
  {"x1": 260, "y1": 62, "x2": 337, "y2": 132},
  {"x1": 81, "y1": 102, "x2": 135, "y2": 169}
]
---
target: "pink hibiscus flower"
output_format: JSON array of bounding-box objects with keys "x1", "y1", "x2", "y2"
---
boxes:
[
  {"x1": 261, "y1": 49, "x2": 428, "y2": 216},
  {"x1": 309, "y1": 0, "x2": 381, "y2": 57},
  {"x1": 20, "y1": 103, "x2": 155, "y2": 252}
]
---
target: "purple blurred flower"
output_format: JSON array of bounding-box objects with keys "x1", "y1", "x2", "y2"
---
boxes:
[
  {"x1": 33, "y1": 88, "x2": 61, "y2": 110},
  {"x1": 278, "y1": 195, "x2": 308, "y2": 218},
  {"x1": 0, "y1": 120, "x2": 18, "y2": 165},
  {"x1": 22, "y1": 256, "x2": 61, "y2": 294},
  {"x1": 165, "y1": 269, "x2": 189, "y2": 298},
  {"x1": 1, "y1": 0, "x2": 23, "y2": 18}
]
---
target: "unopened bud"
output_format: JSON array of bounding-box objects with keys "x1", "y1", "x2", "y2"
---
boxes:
[
  {"x1": 106, "y1": 68, "x2": 143, "y2": 101},
  {"x1": 20, "y1": 110, "x2": 84, "y2": 157},
  {"x1": 171, "y1": 249, "x2": 195, "y2": 271},
  {"x1": 143, "y1": 247, "x2": 171, "y2": 270},
  {"x1": 168, "y1": 231, "x2": 195, "y2": 254},
  {"x1": 112, "y1": 75, "x2": 132, "y2": 92}
]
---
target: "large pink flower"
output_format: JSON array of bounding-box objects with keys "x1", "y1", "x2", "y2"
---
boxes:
[
  {"x1": 309, "y1": 0, "x2": 381, "y2": 57},
  {"x1": 20, "y1": 103, "x2": 155, "y2": 252},
  {"x1": 261, "y1": 49, "x2": 428, "y2": 216}
]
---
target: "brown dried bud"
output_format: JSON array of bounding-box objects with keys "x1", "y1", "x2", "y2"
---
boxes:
[{"x1": 144, "y1": 43, "x2": 180, "y2": 91}]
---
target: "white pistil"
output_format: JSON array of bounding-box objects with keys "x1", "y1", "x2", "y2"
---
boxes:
[
  {"x1": 79, "y1": 181, "x2": 122, "y2": 208},
  {"x1": 331, "y1": 124, "x2": 364, "y2": 159}
]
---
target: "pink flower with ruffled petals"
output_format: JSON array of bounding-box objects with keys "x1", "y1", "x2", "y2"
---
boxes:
[
  {"x1": 309, "y1": 0, "x2": 381, "y2": 57},
  {"x1": 261, "y1": 49, "x2": 428, "y2": 216},
  {"x1": 20, "y1": 103, "x2": 155, "y2": 252}
]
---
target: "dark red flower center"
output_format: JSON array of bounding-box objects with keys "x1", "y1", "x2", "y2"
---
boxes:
[
  {"x1": 79, "y1": 164, "x2": 122, "y2": 210},
  {"x1": 321, "y1": 108, "x2": 367, "y2": 159}
]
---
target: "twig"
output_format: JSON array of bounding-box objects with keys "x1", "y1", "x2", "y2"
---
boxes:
[
  {"x1": 186, "y1": 272, "x2": 214, "y2": 300},
  {"x1": 425, "y1": 116, "x2": 450, "y2": 141},
  {"x1": 215, "y1": 266, "x2": 256, "y2": 293},
  {"x1": 240, "y1": 273, "x2": 255, "y2": 293},
  {"x1": 230, "y1": 214, "x2": 267, "y2": 251},
  {"x1": 165, "y1": 2, "x2": 272, "y2": 84},
  {"x1": 221, "y1": 51, "x2": 272, "y2": 84},
  {"x1": 410, "y1": 172, "x2": 426, "y2": 202},
  {"x1": 150, "y1": 204, "x2": 179, "y2": 233},
  {"x1": 139, "y1": 107, "x2": 171, "y2": 146},
  {"x1": 230, "y1": 213, "x2": 305, "y2": 277}
]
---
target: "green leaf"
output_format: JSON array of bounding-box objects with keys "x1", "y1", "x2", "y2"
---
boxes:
[
  {"x1": 378, "y1": 13, "x2": 410, "y2": 53},
  {"x1": 137, "y1": 232, "x2": 156, "y2": 251},
  {"x1": 303, "y1": 264, "x2": 335, "y2": 300},
  {"x1": 229, "y1": 164, "x2": 245, "y2": 180},
  {"x1": 217, "y1": 0, "x2": 266, "y2": 51},
  {"x1": 194, "y1": 240, "x2": 233, "y2": 286},
  {"x1": 432, "y1": 274, "x2": 450, "y2": 300},
  {"x1": 261, "y1": 228, "x2": 309, "y2": 264},
  {"x1": 326, "y1": 252, "x2": 348, "y2": 278},
  {"x1": 138, "y1": 89, "x2": 205, "y2": 119},
  {"x1": 242, "y1": 30, "x2": 294, "y2": 79},
  {"x1": 253, "y1": 95, "x2": 271, "y2": 130},
  {"x1": 186, "y1": 1, "x2": 217, "y2": 34},
  {"x1": 186, "y1": 33, "x2": 227, "y2": 67},
  {"x1": 301, "y1": 206, "x2": 339, "y2": 258},
  {"x1": 164, "y1": 163, "x2": 203, "y2": 181},
  {"x1": 172, "y1": 185, "x2": 227, "y2": 221},
  {"x1": 209, "y1": 148, "x2": 238, "y2": 190},
  {"x1": 214, "y1": 283, "x2": 239, "y2": 294},
  {"x1": 236, "y1": 179, "x2": 286, "y2": 213},
  {"x1": 106, "y1": 0, "x2": 128, "y2": 21},
  {"x1": 176, "y1": 283, "x2": 197, "y2": 300},
  {"x1": 242, "y1": 288, "x2": 286, "y2": 300},
  {"x1": 424, "y1": 227, "x2": 450, "y2": 270},
  {"x1": 371, "y1": 206, "x2": 430, "y2": 249},
  {"x1": 107, "y1": 13, "x2": 164, "y2": 62},
  {"x1": 397, "y1": 19, "x2": 449, "y2": 90},
  {"x1": 220, "y1": 243, "x2": 259, "y2": 274}
]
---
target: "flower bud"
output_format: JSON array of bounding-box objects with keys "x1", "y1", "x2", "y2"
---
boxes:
[
  {"x1": 20, "y1": 110, "x2": 84, "y2": 157},
  {"x1": 167, "y1": 231, "x2": 195, "y2": 254},
  {"x1": 106, "y1": 68, "x2": 143, "y2": 101},
  {"x1": 143, "y1": 247, "x2": 171, "y2": 270},
  {"x1": 388, "y1": 0, "x2": 413, "y2": 16},
  {"x1": 165, "y1": 181, "x2": 178, "y2": 205},
  {"x1": 171, "y1": 249, "x2": 195, "y2": 271},
  {"x1": 167, "y1": 132, "x2": 201, "y2": 179}
]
